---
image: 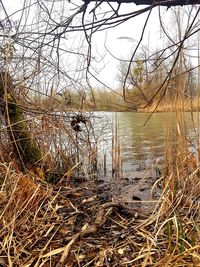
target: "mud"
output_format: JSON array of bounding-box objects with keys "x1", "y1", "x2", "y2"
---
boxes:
[{"x1": 96, "y1": 167, "x2": 162, "y2": 213}]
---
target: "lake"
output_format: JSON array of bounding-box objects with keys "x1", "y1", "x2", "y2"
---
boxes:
[
  {"x1": 64, "y1": 111, "x2": 200, "y2": 208},
  {"x1": 94, "y1": 111, "x2": 200, "y2": 175}
]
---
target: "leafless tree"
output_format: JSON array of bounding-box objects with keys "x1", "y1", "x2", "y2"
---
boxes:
[{"x1": 0, "y1": 1, "x2": 199, "y2": 101}]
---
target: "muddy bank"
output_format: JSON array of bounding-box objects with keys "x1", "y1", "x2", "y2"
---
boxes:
[{"x1": 95, "y1": 166, "x2": 162, "y2": 214}]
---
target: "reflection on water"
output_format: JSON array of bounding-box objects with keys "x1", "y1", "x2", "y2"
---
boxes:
[{"x1": 95, "y1": 112, "x2": 200, "y2": 173}]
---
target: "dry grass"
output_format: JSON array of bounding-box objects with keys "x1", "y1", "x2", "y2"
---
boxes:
[
  {"x1": 0, "y1": 96, "x2": 199, "y2": 266},
  {"x1": 0, "y1": 149, "x2": 199, "y2": 267},
  {"x1": 138, "y1": 97, "x2": 200, "y2": 113}
]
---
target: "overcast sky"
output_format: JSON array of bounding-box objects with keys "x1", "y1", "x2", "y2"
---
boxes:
[
  {"x1": 1, "y1": 1, "x2": 195, "y2": 91},
  {"x1": 91, "y1": 6, "x2": 163, "y2": 88}
]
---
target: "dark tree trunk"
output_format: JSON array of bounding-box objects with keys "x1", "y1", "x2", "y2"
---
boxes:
[{"x1": 0, "y1": 72, "x2": 42, "y2": 170}]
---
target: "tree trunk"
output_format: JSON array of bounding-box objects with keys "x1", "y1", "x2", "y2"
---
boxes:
[{"x1": 0, "y1": 72, "x2": 42, "y2": 170}]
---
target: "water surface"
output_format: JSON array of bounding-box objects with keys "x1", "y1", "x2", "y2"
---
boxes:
[{"x1": 95, "y1": 111, "x2": 200, "y2": 173}]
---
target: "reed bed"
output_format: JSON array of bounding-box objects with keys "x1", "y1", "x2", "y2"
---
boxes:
[
  {"x1": 0, "y1": 103, "x2": 199, "y2": 266},
  {"x1": 0, "y1": 155, "x2": 199, "y2": 267},
  {"x1": 138, "y1": 97, "x2": 200, "y2": 113}
]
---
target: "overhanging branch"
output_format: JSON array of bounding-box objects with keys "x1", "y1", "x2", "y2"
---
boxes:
[{"x1": 83, "y1": 0, "x2": 200, "y2": 7}]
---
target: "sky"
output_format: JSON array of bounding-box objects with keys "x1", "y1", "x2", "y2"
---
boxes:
[
  {"x1": 81, "y1": 2, "x2": 168, "y2": 89},
  {"x1": 0, "y1": 1, "x2": 197, "y2": 91},
  {"x1": 90, "y1": 6, "x2": 163, "y2": 88},
  {"x1": 0, "y1": 1, "x2": 165, "y2": 87}
]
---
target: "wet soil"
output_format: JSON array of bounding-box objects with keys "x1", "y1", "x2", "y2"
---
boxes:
[{"x1": 95, "y1": 166, "x2": 162, "y2": 214}]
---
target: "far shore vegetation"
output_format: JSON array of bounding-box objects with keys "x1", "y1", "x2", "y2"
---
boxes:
[
  {"x1": 34, "y1": 50, "x2": 200, "y2": 113},
  {"x1": 34, "y1": 87, "x2": 200, "y2": 113}
]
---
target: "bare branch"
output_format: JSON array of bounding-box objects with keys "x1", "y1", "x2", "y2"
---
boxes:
[{"x1": 83, "y1": 0, "x2": 200, "y2": 7}]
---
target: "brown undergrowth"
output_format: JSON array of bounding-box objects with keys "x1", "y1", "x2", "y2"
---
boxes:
[
  {"x1": 0, "y1": 157, "x2": 199, "y2": 267},
  {"x1": 138, "y1": 98, "x2": 200, "y2": 113},
  {"x1": 0, "y1": 83, "x2": 199, "y2": 266}
]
